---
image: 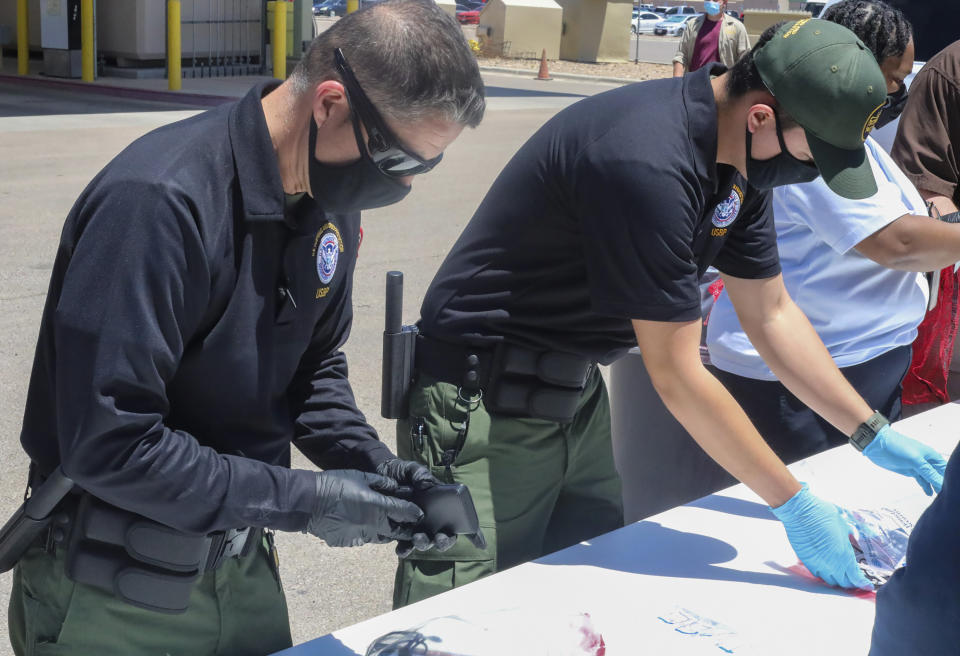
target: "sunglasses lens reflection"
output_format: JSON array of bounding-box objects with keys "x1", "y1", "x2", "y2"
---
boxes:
[{"x1": 375, "y1": 151, "x2": 440, "y2": 177}]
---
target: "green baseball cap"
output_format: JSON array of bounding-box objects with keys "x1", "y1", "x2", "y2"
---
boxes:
[{"x1": 754, "y1": 19, "x2": 887, "y2": 199}]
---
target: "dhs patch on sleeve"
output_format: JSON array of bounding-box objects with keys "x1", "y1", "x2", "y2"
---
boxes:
[
  {"x1": 712, "y1": 184, "x2": 743, "y2": 228},
  {"x1": 313, "y1": 222, "x2": 345, "y2": 285}
]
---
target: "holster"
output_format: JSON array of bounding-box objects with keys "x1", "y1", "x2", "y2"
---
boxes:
[
  {"x1": 381, "y1": 271, "x2": 419, "y2": 420},
  {"x1": 64, "y1": 493, "x2": 258, "y2": 614},
  {"x1": 381, "y1": 323, "x2": 419, "y2": 420}
]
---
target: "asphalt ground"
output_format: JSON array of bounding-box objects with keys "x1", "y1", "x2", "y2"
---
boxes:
[{"x1": 0, "y1": 71, "x2": 622, "y2": 654}]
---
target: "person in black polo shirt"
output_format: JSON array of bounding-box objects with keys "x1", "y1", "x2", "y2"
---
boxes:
[
  {"x1": 5, "y1": 1, "x2": 485, "y2": 654},
  {"x1": 392, "y1": 19, "x2": 948, "y2": 608}
]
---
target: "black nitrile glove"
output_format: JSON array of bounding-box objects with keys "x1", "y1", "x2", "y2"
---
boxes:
[
  {"x1": 376, "y1": 458, "x2": 438, "y2": 491},
  {"x1": 305, "y1": 470, "x2": 423, "y2": 548},
  {"x1": 376, "y1": 458, "x2": 489, "y2": 557},
  {"x1": 376, "y1": 458, "x2": 462, "y2": 558}
]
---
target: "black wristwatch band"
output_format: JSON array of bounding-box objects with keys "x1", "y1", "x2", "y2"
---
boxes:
[{"x1": 850, "y1": 411, "x2": 890, "y2": 452}]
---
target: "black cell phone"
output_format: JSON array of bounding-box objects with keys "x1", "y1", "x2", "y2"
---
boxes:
[{"x1": 394, "y1": 484, "x2": 480, "y2": 536}]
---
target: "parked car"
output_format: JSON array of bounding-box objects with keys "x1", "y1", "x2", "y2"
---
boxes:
[
  {"x1": 662, "y1": 5, "x2": 696, "y2": 16},
  {"x1": 632, "y1": 11, "x2": 663, "y2": 34},
  {"x1": 653, "y1": 13, "x2": 698, "y2": 36},
  {"x1": 456, "y1": 0, "x2": 483, "y2": 24},
  {"x1": 456, "y1": 8, "x2": 480, "y2": 23},
  {"x1": 637, "y1": 3, "x2": 656, "y2": 11},
  {"x1": 314, "y1": 0, "x2": 346, "y2": 16},
  {"x1": 725, "y1": 9, "x2": 741, "y2": 20},
  {"x1": 653, "y1": 6, "x2": 670, "y2": 15}
]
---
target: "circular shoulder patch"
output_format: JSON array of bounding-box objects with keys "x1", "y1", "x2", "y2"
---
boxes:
[
  {"x1": 317, "y1": 231, "x2": 340, "y2": 284},
  {"x1": 712, "y1": 185, "x2": 743, "y2": 228}
]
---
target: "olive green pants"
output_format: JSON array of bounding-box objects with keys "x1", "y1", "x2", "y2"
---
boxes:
[
  {"x1": 393, "y1": 368, "x2": 623, "y2": 608},
  {"x1": 8, "y1": 534, "x2": 291, "y2": 656}
]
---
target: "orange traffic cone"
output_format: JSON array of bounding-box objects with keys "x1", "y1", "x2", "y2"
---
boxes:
[{"x1": 535, "y1": 48, "x2": 552, "y2": 81}]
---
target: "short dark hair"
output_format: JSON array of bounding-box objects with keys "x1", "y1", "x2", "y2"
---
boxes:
[
  {"x1": 724, "y1": 23, "x2": 799, "y2": 127},
  {"x1": 725, "y1": 22, "x2": 782, "y2": 99},
  {"x1": 290, "y1": 0, "x2": 485, "y2": 128},
  {"x1": 821, "y1": 0, "x2": 913, "y2": 62}
]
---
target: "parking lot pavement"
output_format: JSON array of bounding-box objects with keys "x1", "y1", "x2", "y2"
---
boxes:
[
  {"x1": 0, "y1": 69, "x2": 623, "y2": 654},
  {"x1": 630, "y1": 33, "x2": 681, "y2": 64}
]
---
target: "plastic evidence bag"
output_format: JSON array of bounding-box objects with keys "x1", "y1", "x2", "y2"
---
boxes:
[{"x1": 841, "y1": 506, "x2": 913, "y2": 586}]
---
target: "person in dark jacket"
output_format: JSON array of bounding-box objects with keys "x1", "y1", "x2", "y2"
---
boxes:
[{"x1": 6, "y1": 1, "x2": 485, "y2": 654}]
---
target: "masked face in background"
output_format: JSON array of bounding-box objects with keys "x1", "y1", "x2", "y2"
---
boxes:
[{"x1": 874, "y1": 84, "x2": 908, "y2": 130}]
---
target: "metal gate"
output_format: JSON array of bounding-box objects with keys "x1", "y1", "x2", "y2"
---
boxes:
[{"x1": 174, "y1": 0, "x2": 264, "y2": 77}]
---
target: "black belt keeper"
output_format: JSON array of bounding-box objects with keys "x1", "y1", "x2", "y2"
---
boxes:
[
  {"x1": 61, "y1": 493, "x2": 259, "y2": 614},
  {"x1": 415, "y1": 335, "x2": 594, "y2": 423}
]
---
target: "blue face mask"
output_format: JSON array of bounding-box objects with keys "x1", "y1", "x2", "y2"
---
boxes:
[{"x1": 704, "y1": 1, "x2": 721, "y2": 15}]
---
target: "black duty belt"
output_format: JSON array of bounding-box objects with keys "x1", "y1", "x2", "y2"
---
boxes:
[
  {"x1": 28, "y1": 473, "x2": 259, "y2": 614},
  {"x1": 414, "y1": 335, "x2": 595, "y2": 423}
]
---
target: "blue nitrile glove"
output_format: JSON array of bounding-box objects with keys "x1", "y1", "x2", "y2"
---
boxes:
[
  {"x1": 863, "y1": 425, "x2": 948, "y2": 496},
  {"x1": 770, "y1": 483, "x2": 873, "y2": 590}
]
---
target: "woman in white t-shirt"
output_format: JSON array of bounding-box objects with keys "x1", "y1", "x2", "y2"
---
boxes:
[{"x1": 706, "y1": 0, "x2": 959, "y2": 464}]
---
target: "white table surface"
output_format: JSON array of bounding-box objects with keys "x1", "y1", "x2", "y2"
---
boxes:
[{"x1": 275, "y1": 402, "x2": 960, "y2": 656}]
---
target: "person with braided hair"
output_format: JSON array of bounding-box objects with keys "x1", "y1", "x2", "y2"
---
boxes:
[{"x1": 706, "y1": 0, "x2": 959, "y2": 468}]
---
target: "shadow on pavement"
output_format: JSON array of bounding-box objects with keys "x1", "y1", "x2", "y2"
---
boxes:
[
  {"x1": 0, "y1": 82, "x2": 214, "y2": 117},
  {"x1": 484, "y1": 85, "x2": 587, "y2": 99}
]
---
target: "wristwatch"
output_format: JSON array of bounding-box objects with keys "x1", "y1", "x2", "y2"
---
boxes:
[{"x1": 849, "y1": 411, "x2": 890, "y2": 452}]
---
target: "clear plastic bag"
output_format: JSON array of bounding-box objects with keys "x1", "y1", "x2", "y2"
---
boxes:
[
  {"x1": 365, "y1": 610, "x2": 605, "y2": 656},
  {"x1": 840, "y1": 506, "x2": 913, "y2": 586}
]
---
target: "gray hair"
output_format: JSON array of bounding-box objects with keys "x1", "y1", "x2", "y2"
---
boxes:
[{"x1": 290, "y1": 0, "x2": 485, "y2": 128}]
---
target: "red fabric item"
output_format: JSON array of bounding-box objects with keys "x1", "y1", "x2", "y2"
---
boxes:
[
  {"x1": 902, "y1": 266, "x2": 960, "y2": 405},
  {"x1": 689, "y1": 17, "x2": 722, "y2": 72},
  {"x1": 708, "y1": 277, "x2": 725, "y2": 302}
]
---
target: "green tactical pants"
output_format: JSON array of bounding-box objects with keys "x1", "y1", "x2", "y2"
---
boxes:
[
  {"x1": 393, "y1": 367, "x2": 623, "y2": 608},
  {"x1": 8, "y1": 533, "x2": 291, "y2": 656}
]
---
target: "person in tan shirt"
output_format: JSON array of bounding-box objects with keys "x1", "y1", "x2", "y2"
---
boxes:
[{"x1": 672, "y1": 0, "x2": 749, "y2": 76}]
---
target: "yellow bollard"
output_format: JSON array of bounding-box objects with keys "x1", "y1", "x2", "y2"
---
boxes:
[
  {"x1": 272, "y1": 0, "x2": 287, "y2": 80},
  {"x1": 81, "y1": 0, "x2": 94, "y2": 82},
  {"x1": 167, "y1": 0, "x2": 181, "y2": 91},
  {"x1": 347, "y1": 0, "x2": 359, "y2": 13},
  {"x1": 16, "y1": 0, "x2": 28, "y2": 76}
]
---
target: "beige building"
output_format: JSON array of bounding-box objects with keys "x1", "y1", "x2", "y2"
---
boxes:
[
  {"x1": 556, "y1": 0, "x2": 632, "y2": 63},
  {"x1": 477, "y1": 0, "x2": 563, "y2": 60}
]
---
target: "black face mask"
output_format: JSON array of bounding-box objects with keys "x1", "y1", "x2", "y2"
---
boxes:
[
  {"x1": 307, "y1": 117, "x2": 411, "y2": 214},
  {"x1": 745, "y1": 113, "x2": 820, "y2": 190},
  {"x1": 874, "y1": 84, "x2": 908, "y2": 130}
]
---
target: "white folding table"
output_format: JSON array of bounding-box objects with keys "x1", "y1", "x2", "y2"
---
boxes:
[{"x1": 275, "y1": 402, "x2": 959, "y2": 655}]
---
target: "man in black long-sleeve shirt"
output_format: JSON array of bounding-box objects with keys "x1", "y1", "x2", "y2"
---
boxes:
[{"x1": 7, "y1": 1, "x2": 485, "y2": 654}]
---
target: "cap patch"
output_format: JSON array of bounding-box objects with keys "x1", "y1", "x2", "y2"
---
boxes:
[
  {"x1": 861, "y1": 102, "x2": 884, "y2": 141},
  {"x1": 782, "y1": 18, "x2": 810, "y2": 39}
]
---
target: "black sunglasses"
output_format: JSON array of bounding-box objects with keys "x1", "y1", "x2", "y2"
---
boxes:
[{"x1": 334, "y1": 48, "x2": 442, "y2": 178}]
